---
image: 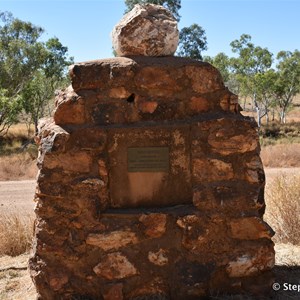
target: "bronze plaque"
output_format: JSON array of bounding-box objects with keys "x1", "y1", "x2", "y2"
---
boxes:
[{"x1": 128, "y1": 147, "x2": 169, "y2": 172}]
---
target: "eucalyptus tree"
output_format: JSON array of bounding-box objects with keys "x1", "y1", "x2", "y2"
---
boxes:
[
  {"x1": 0, "y1": 11, "x2": 72, "y2": 135},
  {"x1": 203, "y1": 53, "x2": 238, "y2": 91},
  {"x1": 273, "y1": 50, "x2": 300, "y2": 123},
  {"x1": 177, "y1": 23, "x2": 207, "y2": 60},
  {"x1": 0, "y1": 11, "x2": 45, "y2": 134},
  {"x1": 230, "y1": 34, "x2": 273, "y2": 126},
  {"x1": 21, "y1": 37, "x2": 73, "y2": 133},
  {"x1": 252, "y1": 70, "x2": 277, "y2": 125}
]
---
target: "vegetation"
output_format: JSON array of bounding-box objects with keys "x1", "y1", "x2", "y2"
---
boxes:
[
  {"x1": 124, "y1": 2, "x2": 299, "y2": 125},
  {"x1": 0, "y1": 214, "x2": 33, "y2": 256},
  {"x1": 204, "y1": 35, "x2": 300, "y2": 126},
  {"x1": 259, "y1": 122, "x2": 300, "y2": 145},
  {"x1": 0, "y1": 3, "x2": 299, "y2": 299},
  {"x1": 0, "y1": 11, "x2": 72, "y2": 136},
  {"x1": 177, "y1": 23, "x2": 207, "y2": 60},
  {"x1": 265, "y1": 174, "x2": 300, "y2": 245}
]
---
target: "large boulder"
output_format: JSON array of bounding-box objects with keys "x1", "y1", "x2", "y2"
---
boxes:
[{"x1": 111, "y1": 4, "x2": 179, "y2": 56}]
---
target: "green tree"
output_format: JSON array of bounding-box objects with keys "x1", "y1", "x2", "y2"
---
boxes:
[
  {"x1": 204, "y1": 53, "x2": 240, "y2": 95},
  {"x1": 230, "y1": 34, "x2": 273, "y2": 126},
  {"x1": 253, "y1": 70, "x2": 277, "y2": 124},
  {"x1": 0, "y1": 11, "x2": 45, "y2": 133},
  {"x1": 125, "y1": 0, "x2": 181, "y2": 21},
  {"x1": 21, "y1": 37, "x2": 73, "y2": 133},
  {"x1": 0, "y1": 11, "x2": 72, "y2": 135},
  {"x1": 0, "y1": 89, "x2": 21, "y2": 135},
  {"x1": 273, "y1": 50, "x2": 300, "y2": 123},
  {"x1": 177, "y1": 24, "x2": 207, "y2": 60},
  {"x1": 204, "y1": 52, "x2": 231, "y2": 83}
]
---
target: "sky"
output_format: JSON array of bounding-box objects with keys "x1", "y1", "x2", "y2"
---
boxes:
[{"x1": 1, "y1": 0, "x2": 300, "y2": 63}]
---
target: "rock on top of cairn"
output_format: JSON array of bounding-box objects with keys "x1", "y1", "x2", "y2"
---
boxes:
[{"x1": 111, "y1": 4, "x2": 179, "y2": 57}]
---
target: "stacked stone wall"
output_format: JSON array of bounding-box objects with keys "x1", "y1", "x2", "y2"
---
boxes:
[{"x1": 29, "y1": 56, "x2": 275, "y2": 300}]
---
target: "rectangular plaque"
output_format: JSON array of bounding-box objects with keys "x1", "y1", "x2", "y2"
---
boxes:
[{"x1": 128, "y1": 147, "x2": 169, "y2": 172}]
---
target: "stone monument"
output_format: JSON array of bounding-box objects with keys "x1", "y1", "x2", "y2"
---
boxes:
[{"x1": 29, "y1": 4, "x2": 275, "y2": 299}]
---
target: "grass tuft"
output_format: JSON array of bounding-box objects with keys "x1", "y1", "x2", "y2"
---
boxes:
[
  {"x1": 0, "y1": 214, "x2": 34, "y2": 257},
  {"x1": 264, "y1": 174, "x2": 300, "y2": 245}
]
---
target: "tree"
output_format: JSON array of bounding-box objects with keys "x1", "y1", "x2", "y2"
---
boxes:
[
  {"x1": 204, "y1": 53, "x2": 240, "y2": 95},
  {"x1": 177, "y1": 24, "x2": 207, "y2": 60},
  {"x1": 0, "y1": 11, "x2": 46, "y2": 133},
  {"x1": 0, "y1": 89, "x2": 21, "y2": 135},
  {"x1": 204, "y1": 52, "x2": 231, "y2": 82},
  {"x1": 125, "y1": 0, "x2": 181, "y2": 21},
  {"x1": 21, "y1": 37, "x2": 73, "y2": 133},
  {"x1": 252, "y1": 70, "x2": 277, "y2": 125},
  {"x1": 230, "y1": 34, "x2": 273, "y2": 126},
  {"x1": 0, "y1": 11, "x2": 72, "y2": 135},
  {"x1": 21, "y1": 72, "x2": 69, "y2": 134},
  {"x1": 273, "y1": 50, "x2": 300, "y2": 123}
]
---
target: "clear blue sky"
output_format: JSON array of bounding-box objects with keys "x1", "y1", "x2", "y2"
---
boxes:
[{"x1": 1, "y1": 0, "x2": 299, "y2": 63}]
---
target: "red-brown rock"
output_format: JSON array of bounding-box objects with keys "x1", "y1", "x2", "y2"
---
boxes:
[
  {"x1": 139, "y1": 214, "x2": 167, "y2": 238},
  {"x1": 229, "y1": 217, "x2": 274, "y2": 240}
]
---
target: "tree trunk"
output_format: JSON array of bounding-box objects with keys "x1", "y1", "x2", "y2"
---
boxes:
[
  {"x1": 280, "y1": 110, "x2": 286, "y2": 124},
  {"x1": 243, "y1": 97, "x2": 247, "y2": 110},
  {"x1": 34, "y1": 119, "x2": 38, "y2": 135},
  {"x1": 256, "y1": 106, "x2": 261, "y2": 127}
]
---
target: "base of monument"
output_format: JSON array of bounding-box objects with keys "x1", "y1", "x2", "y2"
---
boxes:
[{"x1": 29, "y1": 205, "x2": 274, "y2": 300}]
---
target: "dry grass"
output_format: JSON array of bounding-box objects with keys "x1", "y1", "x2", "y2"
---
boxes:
[
  {"x1": 0, "y1": 122, "x2": 38, "y2": 180},
  {"x1": 0, "y1": 214, "x2": 34, "y2": 257},
  {"x1": 0, "y1": 254, "x2": 36, "y2": 300},
  {"x1": 0, "y1": 153, "x2": 37, "y2": 181},
  {"x1": 261, "y1": 143, "x2": 300, "y2": 167},
  {"x1": 264, "y1": 174, "x2": 300, "y2": 245},
  {"x1": 5, "y1": 124, "x2": 34, "y2": 140}
]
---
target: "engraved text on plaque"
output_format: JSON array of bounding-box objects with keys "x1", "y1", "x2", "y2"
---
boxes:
[{"x1": 128, "y1": 147, "x2": 169, "y2": 172}]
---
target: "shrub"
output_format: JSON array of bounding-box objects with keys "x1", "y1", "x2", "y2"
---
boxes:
[
  {"x1": 0, "y1": 213, "x2": 34, "y2": 256},
  {"x1": 264, "y1": 174, "x2": 300, "y2": 245}
]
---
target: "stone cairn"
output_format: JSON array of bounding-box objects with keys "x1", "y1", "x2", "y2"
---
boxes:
[{"x1": 29, "y1": 4, "x2": 275, "y2": 299}]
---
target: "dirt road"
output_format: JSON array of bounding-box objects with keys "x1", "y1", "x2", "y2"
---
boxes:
[{"x1": 0, "y1": 180, "x2": 36, "y2": 215}]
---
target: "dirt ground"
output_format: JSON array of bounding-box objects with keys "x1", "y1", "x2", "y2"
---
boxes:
[{"x1": 0, "y1": 180, "x2": 36, "y2": 215}]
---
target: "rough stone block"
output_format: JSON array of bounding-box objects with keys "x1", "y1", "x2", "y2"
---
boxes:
[
  {"x1": 229, "y1": 217, "x2": 275, "y2": 240},
  {"x1": 86, "y1": 230, "x2": 138, "y2": 251},
  {"x1": 192, "y1": 157, "x2": 234, "y2": 183},
  {"x1": 139, "y1": 213, "x2": 167, "y2": 238},
  {"x1": 93, "y1": 252, "x2": 138, "y2": 280},
  {"x1": 226, "y1": 244, "x2": 275, "y2": 277},
  {"x1": 111, "y1": 4, "x2": 179, "y2": 56}
]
